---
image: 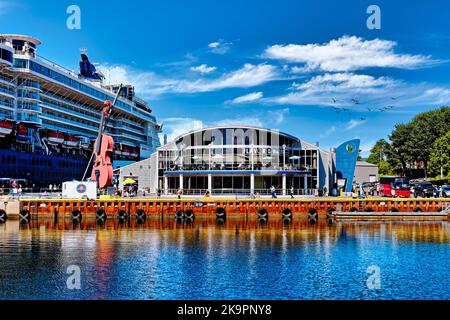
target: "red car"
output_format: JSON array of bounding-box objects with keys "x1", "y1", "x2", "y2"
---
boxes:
[{"x1": 379, "y1": 176, "x2": 411, "y2": 198}]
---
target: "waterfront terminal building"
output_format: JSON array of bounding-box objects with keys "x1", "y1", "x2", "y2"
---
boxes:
[{"x1": 119, "y1": 126, "x2": 360, "y2": 196}]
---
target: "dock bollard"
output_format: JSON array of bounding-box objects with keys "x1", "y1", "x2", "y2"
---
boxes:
[
  {"x1": 258, "y1": 208, "x2": 268, "y2": 219},
  {"x1": 326, "y1": 208, "x2": 335, "y2": 219},
  {"x1": 117, "y1": 210, "x2": 127, "y2": 222},
  {"x1": 175, "y1": 210, "x2": 184, "y2": 219},
  {"x1": 282, "y1": 208, "x2": 292, "y2": 224},
  {"x1": 96, "y1": 209, "x2": 107, "y2": 223},
  {"x1": 282, "y1": 208, "x2": 293, "y2": 219},
  {"x1": 216, "y1": 207, "x2": 226, "y2": 219},
  {"x1": 326, "y1": 208, "x2": 335, "y2": 225},
  {"x1": 258, "y1": 208, "x2": 268, "y2": 224},
  {"x1": 308, "y1": 209, "x2": 318, "y2": 224},
  {"x1": 135, "y1": 209, "x2": 146, "y2": 223},
  {"x1": 19, "y1": 210, "x2": 31, "y2": 224},
  {"x1": 184, "y1": 210, "x2": 195, "y2": 220},
  {"x1": 72, "y1": 210, "x2": 82, "y2": 223},
  {"x1": 0, "y1": 209, "x2": 7, "y2": 224}
]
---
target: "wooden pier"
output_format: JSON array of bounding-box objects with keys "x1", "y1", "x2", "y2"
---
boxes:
[{"x1": 15, "y1": 197, "x2": 450, "y2": 220}]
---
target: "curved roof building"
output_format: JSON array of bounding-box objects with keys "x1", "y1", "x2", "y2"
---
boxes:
[{"x1": 119, "y1": 125, "x2": 360, "y2": 196}]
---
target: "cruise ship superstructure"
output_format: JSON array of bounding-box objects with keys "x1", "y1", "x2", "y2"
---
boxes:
[{"x1": 0, "y1": 34, "x2": 161, "y2": 185}]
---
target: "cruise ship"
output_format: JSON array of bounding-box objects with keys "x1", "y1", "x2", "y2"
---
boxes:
[{"x1": 0, "y1": 34, "x2": 161, "y2": 187}]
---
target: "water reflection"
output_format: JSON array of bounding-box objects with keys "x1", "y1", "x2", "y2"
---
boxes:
[
  {"x1": 10, "y1": 216, "x2": 449, "y2": 244},
  {"x1": 0, "y1": 217, "x2": 449, "y2": 300}
]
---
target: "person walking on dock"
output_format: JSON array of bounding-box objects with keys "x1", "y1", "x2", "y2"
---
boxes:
[
  {"x1": 270, "y1": 185, "x2": 277, "y2": 199},
  {"x1": 177, "y1": 188, "x2": 183, "y2": 199},
  {"x1": 290, "y1": 186, "x2": 294, "y2": 199}
]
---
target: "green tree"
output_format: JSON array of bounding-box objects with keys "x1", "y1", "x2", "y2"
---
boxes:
[
  {"x1": 378, "y1": 161, "x2": 393, "y2": 176},
  {"x1": 367, "y1": 139, "x2": 401, "y2": 175},
  {"x1": 357, "y1": 149, "x2": 363, "y2": 161},
  {"x1": 428, "y1": 131, "x2": 450, "y2": 178},
  {"x1": 367, "y1": 139, "x2": 391, "y2": 164},
  {"x1": 390, "y1": 107, "x2": 450, "y2": 177}
]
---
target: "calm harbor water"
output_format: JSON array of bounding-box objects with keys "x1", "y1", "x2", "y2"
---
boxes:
[{"x1": 0, "y1": 217, "x2": 449, "y2": 300}]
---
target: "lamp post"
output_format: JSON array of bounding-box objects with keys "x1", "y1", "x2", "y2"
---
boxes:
[
  {"x1": 179, "y1": 143, "x2": 186, "y2": 170},
  {"x1": 207, "y1": 142, "x2": 214, "y2": 170},
  {"x1": 282, "y1": 144, "x2": 286, "y2": 170},
  {"x1": 251, "y1": 144, "x2": 254, "y2": 171}
]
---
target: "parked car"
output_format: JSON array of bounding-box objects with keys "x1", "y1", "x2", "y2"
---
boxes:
[
  {"x1": 441, "y1": 185, "x2": 450, "y2": 198},
  {"x1": 379, "y1": 177, "x2": 411, "y2": 198},
  {"x1": 413, "y1": 182, "x2": 436, "y2": 198}
]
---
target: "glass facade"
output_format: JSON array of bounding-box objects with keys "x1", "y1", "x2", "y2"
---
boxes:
[{"x1": 156, "y1": 127, "x2": 321, "y2": 195}]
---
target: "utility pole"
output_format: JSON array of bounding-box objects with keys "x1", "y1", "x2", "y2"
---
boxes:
[{"x1": 440, "y1": 148, "x2": 444, "y2": 180}]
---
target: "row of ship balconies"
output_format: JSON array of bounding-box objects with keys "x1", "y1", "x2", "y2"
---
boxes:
[
  {"x1": 0, "y1": 77, "x2": 154, "y2": 147},
  {"x1": 0, "y1": 74, "x2": 155, "y2": 131},
  {"x1": 0, "y1": 92, "x2": 148, "y2": 137},
  {"x1": 0, "y1": 76, "x2": 41, "y2": 89}
]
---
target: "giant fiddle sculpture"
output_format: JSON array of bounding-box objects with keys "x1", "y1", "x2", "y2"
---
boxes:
[{"x1": 86, "y1": 84, "x2": 123, "y2": 189}]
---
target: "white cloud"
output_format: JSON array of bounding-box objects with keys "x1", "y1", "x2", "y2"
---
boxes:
[
  {"x1": 208, "y1": 40, "x2": 232, "y2": 54},
  {"x1": 165, "y1": 63, "x2": 278, "y2": 93},
  {"x1": 268, "y1": 108, "x2": 289, "y2": 124},
  {"x1": 346, "y1": 119, "x2": 367, "y2": 130},
  {"x1": 100, "y1": 63, "x2": 278, "y2": 97},
  {"x1": 161, "y1": 116, "x2": 265, "y2": 142},
  {"x1": 265, "y1": 71, "x2": 450, "y2": 109},
  {"x1": 161, "y1": 110, "x2": 286, "y2": 142},
  {"x1": 161, "y1": 117, "x2": 205, "y2": 141},
  {"x1": 190, "y1": 64, "x2": 217, "y2": 74},
  {"x1": 208, "y1": 42, "x2": 220, "y2": 48},
  {"x1": 320, "y1": 125, "x2": 337, "y2": 139},
  {"x1": 228, "y1": 92, "x2": 264, "y2": 104},
  {"x1": 99, "y1": 64, "x2": 175, "y2": 97},
  {"x1": 214, "y1": 116, "x2": 264, "y2": 128},
  {"x1": 267, "y1": 72, "x2": 396, "y2": 107},
  {"x1": 294, "y1": 73, "x2": 395, "y2": 92},
  {"x1": 359, "y1": 140, "x2": 377, "y2": 157},
  {"x1": 264, "y1": 35, "x2": 435, "y2": 72}
]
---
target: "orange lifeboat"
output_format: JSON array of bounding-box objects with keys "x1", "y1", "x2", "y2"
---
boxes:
[
  {"x1": 130, "y1": 147, "x2": 139, "y2": 158},
  {"x1": 77, "y1": 136, "x2": 91, "y2": 149},
  {"x1": 47, "y1": 131, "x2": 65, "y2": 145},
  {"x1": 16, "y1": 124, "x2": 30, "y2": 142},
  {"x1": 64, "y1": 135, "x2": 80, "y2": 148},
  {"x1": 114, "y1": 143, "x2": 123, "y2": 157},
  {"x1": 122, "y1": 146, "x2": 130, "y2": 157},
  {"x1": 0, "y1": 120, "x2": 13, "y2": 137}
]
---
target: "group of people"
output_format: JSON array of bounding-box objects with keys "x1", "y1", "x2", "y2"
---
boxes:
[
  {"x1": 124, "y1": 186, "x2": 339, "y2": 199},
  {"x1": 47, "y1": 184, "x2": 61, "y2": 192},
  {"x1": 122, "y1": 184, "x2": 138, "y2": 197}
]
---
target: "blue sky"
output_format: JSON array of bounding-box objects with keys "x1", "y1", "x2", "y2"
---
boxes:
[{"x1": 1, "y1": 0, "x2": 450, "y2": 155}]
